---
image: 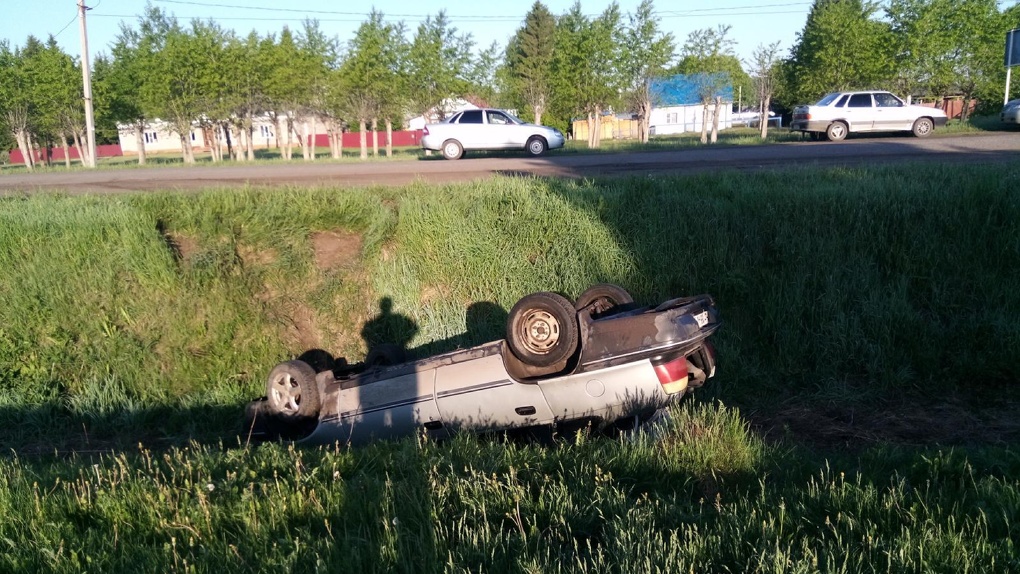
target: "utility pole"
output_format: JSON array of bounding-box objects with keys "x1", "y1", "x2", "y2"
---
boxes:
[{"x1": 78, "y1": 0, "x2": 97, "y2": 168}]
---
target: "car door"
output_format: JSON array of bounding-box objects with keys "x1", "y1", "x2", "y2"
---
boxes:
[
  {"x1": 485, "y1": 110, "x2": 522, "y2": 149},
  {"x1": 455, "y1": 110, "x2": 485, "y2": 149},
  {"x1": 844, "y1": 93, "x2": 874, "y2": 132},
  {"x1": 334, "y1": 367, "x2": 444, "y2": 443},
  {"x1": 434, "y1": 352, "x2": 555, "y2": 433},
  {"x1": 873, "y1": 92, "x2": 912, "y2": 131}
]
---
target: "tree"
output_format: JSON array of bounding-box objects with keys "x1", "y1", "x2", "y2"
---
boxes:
[
  {"x1": 101, "y1": 23, "x2": 153, "y2": 164},
  {"x1": 621, "y1": 0, "x2": 675, "y2": 143},
  {"x1": 552, "y1": 1, "x2": 625, "y2": 149},
  {"x1": 947, "y1": 0, "x2": 1006, "y2": 120},
  {"x1": 404, "y1": 11, "x2": 474, "y2": 121},
  {"x1": 336, "y1": 10, "x2": 404, "y2": 159},
  {"x1": 0, "y1": 39, "x2": 36, "y2": 170},
  {"x1": 887, "y1": 0, "x2": 956, "y2": 102},
  {"x1": 748, "y1": 42, "x2": 782, "y2": 139},
  {"x1": 263, "y1": 26, "x2": 322, "y2": 161},
  {"x1": 505, "y1": 2, "x2": 557, "y2": 125},
  {"x1": 788, "y1": 0, "x2": 893, "y2": 104},
  {"x1": 673, "y1": 26, "x2": 741, "y2": 144}
]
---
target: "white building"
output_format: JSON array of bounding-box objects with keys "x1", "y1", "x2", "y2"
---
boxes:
[
  {"x1": 117, "y1": 116, "x2": 282, "y2": 154},
  {"x1": 647, "y1": 74, "x2": 735, "y2": 136}
]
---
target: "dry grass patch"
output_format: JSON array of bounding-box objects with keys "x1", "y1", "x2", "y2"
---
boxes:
[{"x1": 311, "y1": 229, "x2": 362, "y2": 271}]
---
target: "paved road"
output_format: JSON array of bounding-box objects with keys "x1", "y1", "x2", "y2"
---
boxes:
[{"x1": 1, "y1": 133, "x2": 1017, "y2": 194}]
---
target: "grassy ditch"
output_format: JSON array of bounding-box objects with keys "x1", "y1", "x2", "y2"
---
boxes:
[{"x1": 0, "y1": 163, "x2": 1018, "y2": 571}]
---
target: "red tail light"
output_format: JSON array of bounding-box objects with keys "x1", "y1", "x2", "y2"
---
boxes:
[
  {"x1": 652, "y1": 356, "x2": 688, "y2": 395},
  {"x1": 423, "y1": 126, "x2": 430, "y2": 136}
]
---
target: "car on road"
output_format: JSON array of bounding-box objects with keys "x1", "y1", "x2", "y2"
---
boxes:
[
  {"x1": 1002, "y1": 98, "x2": 1020, "y2": 125},
  {"x1": 421, "y1": 108, "x2": 566, "y2": 160},
  {"x1": 246, "y1": 284, "x2": 721, "y2": 445},
  {"x1": 791, "y1": 90, "x2": 948, "y2": 141}
]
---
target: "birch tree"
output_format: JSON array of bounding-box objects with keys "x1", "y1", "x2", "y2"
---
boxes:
[
  {"x1": 749, "y1": 41, "x2": 781, "y2": 138},
  {"x1": 621, "y1": 0, "x2": 675, "y2": 143}
]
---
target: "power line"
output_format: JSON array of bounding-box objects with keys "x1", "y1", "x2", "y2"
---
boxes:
[{"x1": 150, "y1": 0, "x2": 814, "y2": 20}]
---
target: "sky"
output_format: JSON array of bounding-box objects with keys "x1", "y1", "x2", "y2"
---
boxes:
[
  {"x1": 1, "y1": 0, "x2": 1016, "y2": 68},
  {"x1": 1, "y1": 0, "x2": 819, "y2": 64}
]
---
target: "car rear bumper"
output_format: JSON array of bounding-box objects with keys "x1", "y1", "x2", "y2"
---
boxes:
[
  {"x1": 790, "y1": 120, "x2": 830, "y2": 132},
  {"x1": 420, "y1": 134, "x2": 441, "y2": 151},
  {"x1": 933, "y1": 117, "x2": 949, "y2": 127}
]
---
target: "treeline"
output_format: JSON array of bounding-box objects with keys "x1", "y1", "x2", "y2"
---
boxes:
[{"x1": 0, "y1": 0, "x2": 1017, "y2": 169}]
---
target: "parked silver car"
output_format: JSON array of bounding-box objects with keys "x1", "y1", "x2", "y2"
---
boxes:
[
  {"x1": 420, "y1": 108, "x2": 565, "y2": 160},
  {"x1": 791, "y1": 90, "x2": 948, "y2": 141},
  {"x1": 1002, "y1": 98, "x2": 1020, "y2": 125},
  {"x1": 246, "y1": 285, "x2": 721, "y2": 445}
]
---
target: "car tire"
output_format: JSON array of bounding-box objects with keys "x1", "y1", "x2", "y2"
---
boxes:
[
  {"x1": 266, "y1": 360, "x2": 320, "y2": 418},
  {"x1": 506, "y1": 292, "x2": 579, "y2": 368},
  {"x1": 825, "y1": 122, "x2": 847, "y2": 142},
  {"x1": 575, "y1": 283, "x2": 634, "y2": 315},
  {"x1": 526, "y1": 136, "x2": 548, "y2": 156},
  {"x1": 912, "y1": 117, "x2": 934, "y2": 138},
  {"x1": 441, "y1": 139, "x2": 464, "y2": 160},
  {"x1": 365, "y1": 343, "x2": 407, "y2": 367}
]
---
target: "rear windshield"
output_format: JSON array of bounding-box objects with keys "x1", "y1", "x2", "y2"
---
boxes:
[{"x1": 815, "y1": 93, "x2": 842, "y2": 106}]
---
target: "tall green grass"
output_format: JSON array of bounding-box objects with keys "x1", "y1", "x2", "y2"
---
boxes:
[
  {"x1": 0, "y1": 163, "x2": 1018, "y2": 571},
  {"x1": 1, "y1": 403, "x2": 1016, "y2": 572}
]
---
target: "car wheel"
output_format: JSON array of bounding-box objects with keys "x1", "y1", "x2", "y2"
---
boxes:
[
  {"x1": 826, "y1": 122, "x2": 847, "y2": 142},
  {"x1": 365, "y1": 343, "x2": 407, "y2": 367},
  {"x1": 912, "y1": 117, "x2": 934, "y2": 138},
  {"x1": 507, "y1": 292, "x2": 579, "y2": 368},
  {"x1": 575, "y1": 283, "x2": 634, "y2": 315},
  {"x1": 526, "y1": 136, "x2": 548, "y2": 156},
  {"x1": 266, "y1": 360, "x2": 320, "y2": 418},
  {"x1": 441, "y1": 139, "x2": 464, "y2": 160}
]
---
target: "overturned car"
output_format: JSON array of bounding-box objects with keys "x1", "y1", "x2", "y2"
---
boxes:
[{"x1": 246, "y1": 284, "x2": 721, "y2": 445}]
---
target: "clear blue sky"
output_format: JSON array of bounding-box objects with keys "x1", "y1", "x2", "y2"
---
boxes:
[
  {"x1": 1, "y1": 0, "x2": 1016, "y2": 67},
  {"x1": 0, "y1": 0, "x2": 818, "y2": 64}
]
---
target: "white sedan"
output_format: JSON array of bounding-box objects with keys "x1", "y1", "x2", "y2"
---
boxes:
[{"x1": 421, "y1": 108, "x2": 565, "y2": 160}]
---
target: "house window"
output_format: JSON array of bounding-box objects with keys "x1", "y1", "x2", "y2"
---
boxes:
[
  {"x1": 143, "y1": 131, "x2": 158, "y2": 144},
  {"x1": 190, "y1": 131, "x2": 197, "y2": 141},
  {"x1": 260, "y1": 125, "x2": 274, "y2": 138},
  {"x1": 667, "y1": 112, "x2": 678, "y2": 124}
]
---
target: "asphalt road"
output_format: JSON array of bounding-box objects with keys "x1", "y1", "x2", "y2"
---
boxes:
[{"x1": 1, "y1": 133, "x2": 1017, "y2": 195}]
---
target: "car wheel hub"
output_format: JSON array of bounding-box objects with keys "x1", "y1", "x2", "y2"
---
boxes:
[
  {"x1": 520, "y1": 309, "x2": 560, "y2": 353},
  {"x1": 270, "y1": 373, "x2": 301, "y2": 414}
]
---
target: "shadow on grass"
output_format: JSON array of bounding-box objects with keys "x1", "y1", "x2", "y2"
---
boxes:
[{"x1": 0, "y1": 402, "x2": 251, "y2": 457}]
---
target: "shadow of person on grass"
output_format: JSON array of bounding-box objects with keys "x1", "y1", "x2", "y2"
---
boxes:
[{"x1": 360, "y1": 297, "x2": 418, "y2": 365}]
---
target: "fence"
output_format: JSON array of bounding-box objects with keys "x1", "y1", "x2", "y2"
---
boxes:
[{"x1": 9, "y1": 144, "x2": 123, "y2": 165}]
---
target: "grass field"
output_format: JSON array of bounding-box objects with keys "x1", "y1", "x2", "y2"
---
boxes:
[{"x1": 1, "y1": 162, "x2": 1018, "y2": 572}]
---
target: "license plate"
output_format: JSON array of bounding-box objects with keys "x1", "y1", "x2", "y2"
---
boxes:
[{"x1": 693, "y1": 311, "x2": 709, "y2": 328}]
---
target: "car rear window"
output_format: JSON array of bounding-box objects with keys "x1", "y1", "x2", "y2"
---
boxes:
[
  {"x1": 848, "y1": 94, "x2": 873, "y2": 108},
  {"x1": 458, "y1": 110, "x2": 484, "y2": 124}
]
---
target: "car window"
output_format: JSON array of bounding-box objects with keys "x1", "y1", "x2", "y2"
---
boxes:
[
  {"x1": 835, "y1": 95, "x2": 850, "y2": 107},
  {"x1": 487, "y1": 111, "x2": 511, "y2": 125},
  {"x1": 847, "y1": 94, "x2": 873, "y2": 108},
  {"x1": 458, "y1": 110, "x2": 484, "y2": 124},
  {"x1": 816, "y1": 93, "x2": 841, "y2": 106},
  {"x1": 446, "y1": 113, "x2": 462, "y2": 123},
  {"x1": 874, "y1": 93, "x2": 903, "y2": 107}
]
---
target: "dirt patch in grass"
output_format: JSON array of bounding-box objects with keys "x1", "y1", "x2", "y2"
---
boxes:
[
  {"x1": 311, "y1": 230, "x2": 362, "y2": 270},
  {"x1": 238, "y1": 244, "x2": 277, "y2": 267},
  {"x1": 747, "y1": 390, "x2": 1020, "y2": 450},
  {"x1": 157, "y1": 224, "x2": 200, "y2": 264}
]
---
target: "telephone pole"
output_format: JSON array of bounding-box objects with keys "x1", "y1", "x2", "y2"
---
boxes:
[{"x1": 78, "y1": 0, "x2": 97, "y2": 168}]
